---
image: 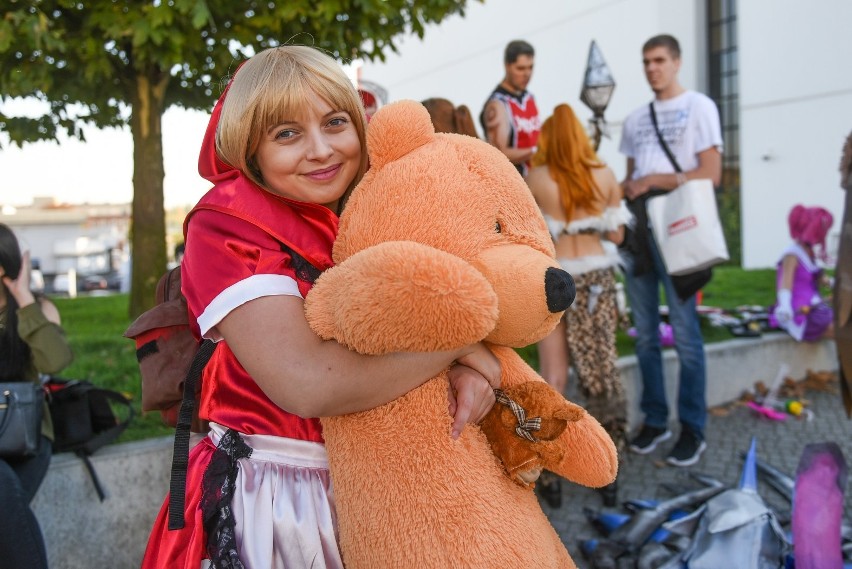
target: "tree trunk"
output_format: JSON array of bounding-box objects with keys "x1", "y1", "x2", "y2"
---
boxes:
[{"x1": 128, "y1": 73, "x2": 169, "y2": 318}]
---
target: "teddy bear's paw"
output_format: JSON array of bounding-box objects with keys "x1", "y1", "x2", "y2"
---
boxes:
[
  {"x1": 499, "y1": 382, "x2": 586, "y2": 439},
  {"x1": 305, "y1": 241, "x2": 499, "y2": 354},
  {"x1": 549, "y1": 414, "x2": 619, "y2": 488},
  {"x1": 479, "y1": 382, "x2": 584, "y2": 486}
]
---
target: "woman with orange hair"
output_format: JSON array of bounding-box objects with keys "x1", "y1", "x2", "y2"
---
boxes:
[{"x1": 527, "y1": 103, "x2": 630, "y2": 507}]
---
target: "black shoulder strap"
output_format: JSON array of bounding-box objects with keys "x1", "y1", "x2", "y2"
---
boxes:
[
  {"x1": 648, "y1": 102, "x2": 683, "y2": 173},
  {"x1": 78, "y1": 454, "x2": 108, "y2": 502},
  {"x1": 168, "y1": 338, "x2": 217, "y2": 530},
  {"x1": 647, "y1": 103, "x2": 715, "y2": 297}
]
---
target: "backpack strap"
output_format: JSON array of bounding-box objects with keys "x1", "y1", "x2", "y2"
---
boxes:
[
  {"x1": 168, "y1": 338, "x2": 218, "y2": 531},
  {"x1": 78, "y1": 453, "x2": 108, "y2": 502},
  {"x1": 49, "y1": 381, "x2": 135, "y2": 503},
  {"x1": 78, "y1": 387, "x2": 135, "y2": 456}
]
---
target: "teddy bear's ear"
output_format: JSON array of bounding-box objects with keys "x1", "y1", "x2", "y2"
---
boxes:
[{"x1": 367, "y1": 100, "x2": 435, "y2": 169}]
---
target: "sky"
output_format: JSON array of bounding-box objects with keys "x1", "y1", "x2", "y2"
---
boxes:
[
  {"x1": 0, "y1": 61, "x2": 370, "y2": 210},
  {"x1": 1, "y1": 103, "x2": 213, "y2": 209}
]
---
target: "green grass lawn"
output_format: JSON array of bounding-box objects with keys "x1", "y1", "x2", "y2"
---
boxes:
[
  {"x1": 511, "y1": 265, "x2": 779, "y2": 374},
  {"x1": 53, "y1": 294, "x2": 175, "y2": 442},
  {"x1": 52, "y1": 265, "x2": 781, "y2": 444}
]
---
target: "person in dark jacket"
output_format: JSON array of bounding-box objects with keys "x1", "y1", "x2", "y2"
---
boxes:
[{"x1": 0, "y1": 223, "x2": 73, "y2": 569}]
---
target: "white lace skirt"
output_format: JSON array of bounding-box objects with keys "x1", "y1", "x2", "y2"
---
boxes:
[{"x1": 202, "y1": 422, "x2": 344, "y2": 569}]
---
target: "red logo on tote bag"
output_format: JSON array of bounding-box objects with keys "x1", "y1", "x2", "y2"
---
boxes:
[{"x1": 668, "y1": 216, "x2": 698, "y2": 236}]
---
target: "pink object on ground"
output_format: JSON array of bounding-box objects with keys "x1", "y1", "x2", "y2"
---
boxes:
[
  {"x1": 792, "y1": 442, "x2": 847, "y2": 569},
  {"x1": 746, "y1": 401, "x2": 787, "y2": 421}
]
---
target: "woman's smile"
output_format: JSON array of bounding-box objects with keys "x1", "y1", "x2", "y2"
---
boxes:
[
  {"x1": 254, "y1": 92, "x2": 362, "y2": 210},
  {"x1": 306, "y1": 164, "x2": 342, "y2": 181}
]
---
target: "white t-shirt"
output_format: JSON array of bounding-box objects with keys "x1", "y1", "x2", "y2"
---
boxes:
[{"x1": 619, "y1": 90, "x2": 723, "y2": 179}]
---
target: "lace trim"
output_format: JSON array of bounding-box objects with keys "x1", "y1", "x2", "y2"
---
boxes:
[
  {"x1": 544, "y1": 203, "x2": 633, "y2": 241},
  {"x1": 556, "y1": 249, "x2": 622, "y2": 275},
  {"x1": 201, "y1": 429, "x2": 253, "y2": 569}
]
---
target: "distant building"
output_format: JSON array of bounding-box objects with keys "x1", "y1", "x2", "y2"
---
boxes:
[
  {"x1": 1, "y1": 197, "x2": 130, "y2": 291},
  {"x1": 361, "y1": 0, "x2": 852, "y2": 268}
]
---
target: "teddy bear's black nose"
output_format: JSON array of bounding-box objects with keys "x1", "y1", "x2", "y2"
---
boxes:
[{"x1": 544, "y1": 267, "x2": 576, "y2": 313}]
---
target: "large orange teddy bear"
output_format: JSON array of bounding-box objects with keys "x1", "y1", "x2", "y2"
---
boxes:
[{"x1": 304, "y1": 100, "x2": 618, "y2": 568}]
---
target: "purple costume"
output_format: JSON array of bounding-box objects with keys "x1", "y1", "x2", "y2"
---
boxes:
[{"x1": 769, "y1": 242, "x2": 833, "y2": 341}]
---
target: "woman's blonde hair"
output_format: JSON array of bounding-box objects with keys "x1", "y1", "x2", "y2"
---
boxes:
[
  {"x1": 216, "y1": 45, "x2": 368, "y2": 204},
  {"x1": 531, "y1": 104, "x2": 605, "y2": 219}
]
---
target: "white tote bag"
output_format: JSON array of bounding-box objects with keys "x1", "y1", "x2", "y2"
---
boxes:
[{"x1": 646, "y1": 179, "x2": 729, "y2": 276}]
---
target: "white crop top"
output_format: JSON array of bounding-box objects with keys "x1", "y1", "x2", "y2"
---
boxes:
[{"x1": 542, "y1": 202, "x2": 633, "y2": 242}]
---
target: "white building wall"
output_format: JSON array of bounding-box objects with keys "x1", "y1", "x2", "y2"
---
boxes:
[
  {"x1": 4, "y1": 206, "x2": 130, "y2": 276},
  {"x1": 360, "y1": 0, "x2": 705, "y2": 179},
  {"x1": 10, "y1": 223, "x2": 83, "y2": 274},
  {"x1": 362, "y1": 0, "x2": 851, "y2": 269},
  {"x1": 738, "y1": 0, "x2": 852, "y2": 267}
]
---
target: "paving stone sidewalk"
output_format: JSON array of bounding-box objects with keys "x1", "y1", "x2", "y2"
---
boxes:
[{"x1": 541, "y1": 382, "x2": 852, "y2": 568}]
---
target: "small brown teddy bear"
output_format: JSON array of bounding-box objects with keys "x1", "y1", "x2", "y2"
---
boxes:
[{"x1": 305, "y1": 100, "x2": 617, "y2": 569}]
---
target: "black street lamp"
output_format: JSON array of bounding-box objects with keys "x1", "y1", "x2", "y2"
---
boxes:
[{"x1": 579, "y1": 40, "x2": 616, "y2": 151}]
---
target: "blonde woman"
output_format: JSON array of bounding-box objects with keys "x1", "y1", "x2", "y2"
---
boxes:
[
  {"x1": 141, "y1": 46, "x2": 499, "y2": 569},
  {"x1": 527, "y1": 104, "x2": 629, "y2": 507}
]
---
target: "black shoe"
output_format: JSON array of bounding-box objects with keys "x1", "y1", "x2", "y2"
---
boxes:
[
  {"x1": 629, "y1": 425, "x2": 672, "y2": 454},
  {"x1": 666, "y1": 429, "x2": 707, "y2": 467},
  {"x1": 536, "y1": 473, "x2": 562, "y2": 509},
  {"x1": 597, "y1": 480, "x2": 618, "y2": 508}
]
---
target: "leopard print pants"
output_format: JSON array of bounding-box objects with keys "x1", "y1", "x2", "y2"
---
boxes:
[{"x1": 563, "y1": 267, "x2": 627, "y2": 453}]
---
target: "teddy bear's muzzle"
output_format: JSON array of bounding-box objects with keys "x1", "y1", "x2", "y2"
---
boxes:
[{"x1": 544, "y1": 267, "x2": 576, "y2": 313}]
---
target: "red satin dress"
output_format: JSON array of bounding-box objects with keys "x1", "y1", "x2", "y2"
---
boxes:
[{"x1": 141, "y1": 73, "x2": 345, "y2": 569}]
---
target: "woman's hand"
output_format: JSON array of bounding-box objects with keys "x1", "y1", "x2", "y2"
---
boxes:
[
  {"x1": 1, "y1": 250, "x2": 35, "y2": 308},
  {"x1": 446, "y1": 344, "x2": 501, "y2": 439},
  {"x1": 447, "y1": 365, "x2": 496, "y2": 439},
  {"x1": 775, "y1": 289, "x2": 794, "y2": 326},
  {"x1": 454, "y1": 342, "x2": 501, "y2": 389}
]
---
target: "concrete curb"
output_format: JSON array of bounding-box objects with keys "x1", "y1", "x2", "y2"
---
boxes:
[
  {"x1": 33, "y1": 436, "x2": 173, "y2": 569},
  {"x1": 33, "y1": 333, "x2": 837, "y2": 568},
  {"x1": 619, "y1": 332, "x2": 838, "y2": 429}
]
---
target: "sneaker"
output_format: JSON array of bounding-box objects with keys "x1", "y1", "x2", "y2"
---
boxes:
[
  {"x1": 666, "y1": 429, "x2": 707, "y2": 467},
  {"x1": 629, "y1": 425, "x2": 672, "y2": 454}
]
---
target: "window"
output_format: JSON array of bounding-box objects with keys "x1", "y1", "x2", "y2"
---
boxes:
[{"x1": 708, "y1": 0, "x2": 740, "y2": 263}]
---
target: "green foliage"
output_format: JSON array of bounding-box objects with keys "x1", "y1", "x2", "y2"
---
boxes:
[
  {"x1": 718, "y1": 184, "x2": 742, "y2": 266},
  {"x1": 0, "y1": 0, "x2": 479, "y2": 146},
  {"x1": 53, "y1": 294, "x2": 174, "y2": 442},
  {"x1": 518, "y1": 265, "x2": 778, "y2": 362}
]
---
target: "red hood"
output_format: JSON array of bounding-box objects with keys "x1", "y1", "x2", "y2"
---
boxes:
[
  {"x1": 189, "y1": 68, "x2": 338, "y2": 271},
  {"x1": 198, "y1": 73, "x2": 239, "y2": 185}
]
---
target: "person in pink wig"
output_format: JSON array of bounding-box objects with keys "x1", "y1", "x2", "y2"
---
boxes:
[{"x1": 770, "y1": 204, "x2": 835, "y2": 341}]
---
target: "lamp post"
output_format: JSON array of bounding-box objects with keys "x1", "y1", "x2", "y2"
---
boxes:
[{"x1": 579, "y1": 40, "x2": 616, "y2": 151}]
